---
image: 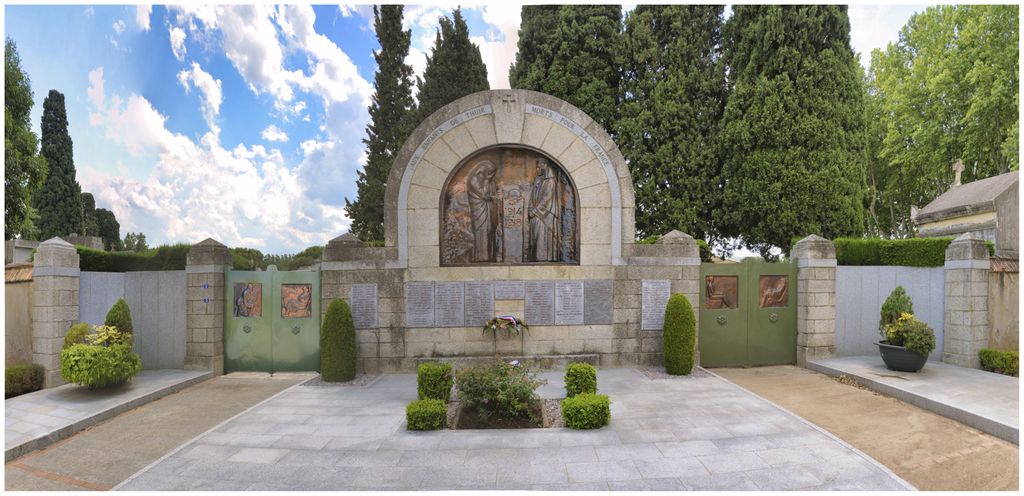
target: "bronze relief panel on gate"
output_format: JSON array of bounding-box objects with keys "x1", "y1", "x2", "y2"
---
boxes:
[{"x1": 440, "y1": 147, "x2": 578, "y2": 265}]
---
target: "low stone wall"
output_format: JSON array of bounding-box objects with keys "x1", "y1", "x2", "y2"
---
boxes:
[
  {"x1": 5, "y1": 281, "x2": 33, "y2": 366},
  {"x1": 988, "y1": 270, "x2": 1018, "y2": 350}
]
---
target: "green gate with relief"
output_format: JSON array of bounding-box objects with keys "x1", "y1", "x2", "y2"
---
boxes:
[
  {"x1": 225, "y1": 265, "x2": 320, "y2": 373},
  {"x1": 698, "y1": 258, "x2": 796, "y2": 367}
]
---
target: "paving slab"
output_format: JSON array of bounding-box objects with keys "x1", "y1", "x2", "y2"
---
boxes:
[
  {"x1": 808, "y1": 355, "x2": 1019, "y2": 444},
  {"x1": 116, "y1": 368, "x2": 914, "y2": 491},
  {"x1": 4, "y1": 369, "x2": 211, "y2": 462}
]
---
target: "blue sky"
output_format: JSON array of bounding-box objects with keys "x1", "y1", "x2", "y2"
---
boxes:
[{"x1": 4, "y1": 3, "x2": 925, "y2": 254}]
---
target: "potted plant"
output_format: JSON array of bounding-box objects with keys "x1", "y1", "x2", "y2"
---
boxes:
[{"x1": 877, "y1": 313, "x2": 936, "y2": 372}]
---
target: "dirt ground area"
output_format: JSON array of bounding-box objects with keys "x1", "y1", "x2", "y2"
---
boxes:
[
  {"x1": 5, "y1": 375, "x2": 299, "y2": 491},
  {"x1": 714, "y1": 365, "x2": 1019, "y2": 491}
]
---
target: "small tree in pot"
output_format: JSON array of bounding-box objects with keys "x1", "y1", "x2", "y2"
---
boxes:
[{"x1": 876, "y1": 287, "x2": 935, "y2": 372}]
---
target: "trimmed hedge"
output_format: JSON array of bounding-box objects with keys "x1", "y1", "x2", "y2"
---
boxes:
[
  {"x1": 76, "y1": 243, "x2": 191, "y2": 272},
  {"x1": 406, "y1": 399, "x2": 447, "y2": 430},
  {"x1": 320, "y1": 299, "x2": 356, "y2": 382},
  {"x1": 417, "y1": 362, "x2": 453, "y2": 401},
  {"x1": 793, "y1": 237, "x2": 996, "y2": 267},
  {"x1": 561, "y1": 393, "x2": 611, "y2": 430},
  {"x1": 979, "y1": 349, "x2": 1019, "y2": 377},
  {"x1": 60, "y1": 344, "x2": 142, "y2": 388},
  {"x1": 564, "y1": 362, "x2": 597, "y2": 397},
  {"x1": 104, "y1": 298, "x2": 134, "y2": 335},
  {"x1": 663, "y1": 293, "x2": 696, "y2": 375},
  {"x1": 5, "y1": 364, "x2": 45, "y2": 398}
]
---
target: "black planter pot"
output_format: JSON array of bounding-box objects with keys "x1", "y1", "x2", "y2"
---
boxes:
[{"x1": 876, "y1": 341, "x2": 928, "y2": 372}]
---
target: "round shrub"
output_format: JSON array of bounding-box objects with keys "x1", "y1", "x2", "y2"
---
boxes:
[
  {"x1": 662, "y1": 293, "x2": 696, "y2": 375},
  {"x1": 406, "y1": 399, "x2": 447, "y2": 431},
  {"x1": 5, "y1": 364, "x2": 45, "y2": 398},
  {"x1": 64, "y1": 322, "x2": 91, "y2": 349},
  {"x1": 104, "y1": 298, "x2": 134, "y2": 335},
  {"x1": 60, "y1": 344, "x2": 141, "y2": 388},
  {"x1": 455, "y1": 360, "x2": 545, "y2": 420},
  {"x1": 879, "y1": 286, "x2": 913, "y2": 331},
  {"x1": 564, "y1": 362, "x2": 597, "y2": 397},
  {"x1": 561, "y1": 393, "x2": 611, "y2": 430},
  {"x1": 979, "y1": 348, "x2": 1019, "y2": 377},
  {"x1": 882, "y1": 313, "x2": 936, "y2": 357},
  {"x1": 418, "y1": 362, "x2": 454, "y2": 401},
  {"x1": 321, "y1": 299, "x2": 356, "y2": 382}
]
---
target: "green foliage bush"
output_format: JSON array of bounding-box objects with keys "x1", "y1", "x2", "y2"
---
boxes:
[
  {"x1": 406, "y1": 399, "x2": 447, "y2": 430},
  {"x1": 455, "y1": 360, "x2": 546, "y2": 420},
  {"x1": 824, "y1": 237, "x2": 996, "y2": 267},
  {"x1": 320, "y1": 299, "x2": 357, "y2": 382},
  {"x1": 76, "y1": 243, "x2": 191, "y2": 272},
  {"x1": 564, "y1": 362, "x2": 597, "y2": 397},
  {"x1": 561, "y1": 393, "x2": 611, "y2": 430},
  {"x1": 60, "y1": 344, "x2": 141, "y2": 388},
  {"x1": 882, "y1": 313, "x2": 936, "y2": 357},
  {"x1": 104, "y1": 298, "x2": 134, "y2": 335},
  {"x1": 64, "y1": 322, "x2": 91, "y2": 349},
  {"x1": 879, "y1": 286, "x2": 913, "y2": 330},
  {"x1": 662, "y1": 293, "x2": 696, "y2": 375},
  {"x1": 5, "y1": 364, "x2": 45, "y2": 398},
  {"x1": 979, "y1": 349, "x2": 1019, "y2": 377},
  {"x1": 417, "y1": 362, "x2": 454, "y2": 401}
]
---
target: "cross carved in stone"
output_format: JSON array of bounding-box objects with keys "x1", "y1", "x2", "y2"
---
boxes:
[
  {"x1": 952, "y1": 158, "x2": 964, "y2": 186},
  {"x1": 500, "y1": 93, "x2": 516, "y2": 112}
]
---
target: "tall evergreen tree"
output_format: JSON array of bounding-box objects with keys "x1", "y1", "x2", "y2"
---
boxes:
[
  {"x1": 717, "y1": 5, "x2": 866, "y2": 257},
  {"x1": 95, "y1": 207, "x2": 120, "y2": 251},
  {"x1": 81, "y1": 192, "x2": 99, "y2": 236},
  {"x1": 414, "y1": 8, "x2": 489, "y2": 124},
  {"x1": 34, "y1": 89, "x2": 83, "y2": 240},
  {"x1": 509, "y1": 5, "x2": 622, "y2": 134},
  {"x1": 5, "y1": 38, "x2": 48, "y2": 239},
  {"x1": 344, "y1": 5, "x2": 416, "y2": 242},
  {"x1": 617, "y1": 5, "x2": 725, "y2": 242}
]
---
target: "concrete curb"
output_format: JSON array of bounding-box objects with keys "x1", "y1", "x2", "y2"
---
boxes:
[
  {"x1": 703, "y1": 368, "x2": 918, "y2": 491},
  {"x1": 5, "y1": 371, "x2": 213, "y2": 463},
  {"x1": 805, "y1": 361, "x2": 1019, "y2": 445}
]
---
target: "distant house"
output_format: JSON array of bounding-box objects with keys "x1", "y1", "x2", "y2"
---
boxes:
[{"x1": 913, "y1": 170, "x2": 1018, "y2": 259}]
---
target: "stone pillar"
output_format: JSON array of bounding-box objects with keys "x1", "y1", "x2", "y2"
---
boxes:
[
  {"x1": 792, "y1": 235, "x2": 837, "y2": 366},
  {"x1": 31, "y1": 237, "x2": 80, "y2": 388},
  {"x1": 942, "y1": 232, "x2": 990, "y2": 368},
  {"x1": 185, "y1": 238, "x2": 229, "y2": 375}
]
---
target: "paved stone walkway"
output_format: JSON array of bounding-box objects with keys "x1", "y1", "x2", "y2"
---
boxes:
[
  {"x1": 5, "y1": 369, "x2": 211, "y2": 461},
  {"x1": 117, "y1": 369, "x2": 912, "y2": 491}
]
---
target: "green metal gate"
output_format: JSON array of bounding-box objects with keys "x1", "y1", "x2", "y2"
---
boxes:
[
  {"x1": 698, "y1": 258, "x2": 796, "y2": 367},
  {"x1": 225, "y1": 265, "x2": 320, "y2": 373}
]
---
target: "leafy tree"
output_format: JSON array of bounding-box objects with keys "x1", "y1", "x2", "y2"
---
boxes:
[
  {"x1": 95, "y1": 207, "x2": 121, "y2": 251},
  {"x1": 230, "y1": 247, "x2": 266, "y2": 270},
  {"x1": 345, "y1": 6, "x2": 416, "y2": 243},
  {"x1": 509, "y1": 5, "x2": 622, "y2": 134},
  {"x1": 122, "y1": 232, "x2": 148, "y2": 252},
  {"x1": 5, "y1": 38, "x2": 48, "y2": 239},
  {"x1": 618, "y1": 5, "x2": 725, "y2": 242},
  {"x1": 717, "y1": 5, "x2": 866, "y2": 258},
  {"x1": 413, "y1": 8, "x2": 489, "y2": 124},
  {"x1": 81, "y1": 192, "x2": 99, "y2": 236},
  {"x1": 34, "y1": 89, "x2": 84, "y2": 240},
  {"x1": 868, "y1": 5, "x2": 1018, "y2": 235}
]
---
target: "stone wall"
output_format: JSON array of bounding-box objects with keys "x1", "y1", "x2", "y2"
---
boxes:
[
  {"x1": 943, "y1": 233, "x2": 991, "y2": 368},
  {"x1": 792, "y1": 235, "x2": 837, "y2": 366},
  {"x1": 987, "y1": 269, "x2": 1018, "y2": 351},
  {"x1": 30, "y1": 238, "x2": 80, "y2": 387},
  {"x1": 5, "y1": 281, "x2": 33, "y2": 366}
]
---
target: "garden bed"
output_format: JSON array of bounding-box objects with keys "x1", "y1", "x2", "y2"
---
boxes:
[{"x1": 447, "y1": 399, "x2": 563, "y2": 429}]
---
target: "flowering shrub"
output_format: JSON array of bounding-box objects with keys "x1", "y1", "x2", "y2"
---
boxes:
[
  {"x1": 882, "y1": 313, "x2": 936, "y2": 357},
  {"x1": 60, "y1": 323, "x2": 141, "y2": 388},
  {"x1": 482, "y1": 316, "x2": 529, "y2": 338},
  {"x1": 455, "y1": 359, "x2": 545, "y2": 420}
]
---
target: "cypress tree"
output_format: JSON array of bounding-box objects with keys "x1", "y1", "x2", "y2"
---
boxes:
[
  {"x1": 717, "y1": 5, "x2": 866, "y2": 257},
  {"x1": 618, "y1": 5, "x2": 725, "y2": 242},
  {"x1": 413, "y1": 8, "x2": 489, "y2": 124},
  {"x1": 34, "y1": 90, "x2": 84, "y2": 240},
  {"x1": 95, "y1": 207, "x2": 121, "y2": 250},
  {"x1": 81, "y1": 192, "x2": 98, "y2": 236},
  {"x1": 5, "y1": 38, "x2": 48, "y2": 239},
  {"x1": 509, "y1": 5, "x2": 622, "y2": 134},
  {"x1": 344, "y1": 5, "x2": 415, "y2": 242}
]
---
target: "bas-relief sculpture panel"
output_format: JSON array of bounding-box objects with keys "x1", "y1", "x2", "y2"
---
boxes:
[{"x1": 441, "y1": 147, "x2": 578, "y2": 265}]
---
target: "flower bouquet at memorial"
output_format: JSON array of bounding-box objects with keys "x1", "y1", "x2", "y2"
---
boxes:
[{"x1": 482, "y1": 316, "x2": 529, "y2": 338}]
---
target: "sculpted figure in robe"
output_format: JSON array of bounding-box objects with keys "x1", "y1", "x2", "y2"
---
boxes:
[
  {"x1": 529, "y1": 159, "x2": 560, "y2": 262},
  {"x1": 467, "y1": 160, "x2": 500, "y2": 262}
]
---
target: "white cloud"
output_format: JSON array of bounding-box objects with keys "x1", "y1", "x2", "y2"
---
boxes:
[
  {"x1": 169, "y1": 26, "x2": 187, "y2": 61},
  {"x1": 468, "y1": 4, "x2": 522, "y2": 89},
  {"x1": 849, "y1": 5, "x2": 924, "y2": 70},
  {"x1": 136, "y1": 5, "x2": 152, "y2": 31},
  {"x1": 403, "y1": 5, "x2": 449, "y2": 82},
  {"x1": 177, "y1": 62, "x2": 223, "y2": 134},
  {"x1": 261, "y1": 125, "x2": 289, "y2": 142},
  {"x1": 87, "y1": 67, "x2": 105, "y2": 109},
  {"x1": 113, "y1": 19, "x2": 126, "y2": 34}
]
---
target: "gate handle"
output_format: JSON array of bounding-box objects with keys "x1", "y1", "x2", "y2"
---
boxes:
[
  {"x1": 716, "y1": 315, "x2": 727, "y2": 325},
  {"x1": 243, "y1": 325, "x2": 252, "y2": 334},
  {"x1": 291, "y1": 326, "x2": 301, "y2": 335},
  {"x1": 769, "y1": 313, "x2": 779, "y2": 323}
]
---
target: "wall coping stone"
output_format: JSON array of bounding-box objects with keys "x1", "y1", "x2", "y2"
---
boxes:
[
  {"x1": 185, "y1": 264, "x2": 228, "y2": 274},
  {"x1": 796, "y1": 258, "x2": 838, "y2": 268},
  {"x1": 944, "y1": 260, "x2": 992, "y2": 270},
  {"x1": 945, "y1": 232, "x2": 991, "y2": 261},
  {"x1": 322, "y1": 260, "x2": 406, "y2": 271},
  {"x1": 32, "y1": 266, "x2": 80, "y2": 278},
  {"x1": 627, "y1": 257, "x2": 701, "y2": 267}
]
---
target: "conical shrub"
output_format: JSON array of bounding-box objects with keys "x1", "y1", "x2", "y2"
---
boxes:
[
  {"x1": 321, "y1": 299, "x2": 357, "y2": 382},
  {"x1": 662, "y1": 293, "x2": 696, "y2": 375},
  {"x1": 104, "y1": 298, "x2": 133, "y2": 344}
]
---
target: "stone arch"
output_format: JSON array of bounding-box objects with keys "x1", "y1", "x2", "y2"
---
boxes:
[{"x1": 384, "y1": 90, "x2": 635, "y2": 268}]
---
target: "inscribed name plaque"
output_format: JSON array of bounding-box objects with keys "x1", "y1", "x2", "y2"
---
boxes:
[
  {"x1": 464, "y1": 282, "x2": 494, "y2": 327},
  {"x1": 434, "y1": 282, "x2": 465, "y2": 327},
  {"x1": 525, "y1": 280, "x2": 555, "y2": 325},
  {"x1": 494, "y1": 280, "x2": 525, "y2": 300},
  {"x1": 405, "y1": 282, "x2": 435, "y2": 327},
  {"x1": 583, "y1": 280, "x2": 613, "y2": 325},
  {"x1": 349, "y1": 283, "x2": 378, "y2": 329},
  {"x1": 641, "y1": 279, "x2": 671, "y2": 330},
  {"x1": 554, "y1": 281, "x2": 584, "y2": 325}
]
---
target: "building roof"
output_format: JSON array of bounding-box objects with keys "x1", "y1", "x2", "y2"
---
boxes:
[
  {"x1": 5, "y1": 262, "x2": 33, "y2": 283},
  {"x1": 991, "y1": 257, "x2": 1018, "y2": 273},
  {"x1": 916, "y1": 171, "x2": 1018, "y2": 223}
]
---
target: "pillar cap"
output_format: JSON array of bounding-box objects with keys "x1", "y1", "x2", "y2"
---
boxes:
[{"x1": 792, "y1": 234, "x2": 836, "y2": 260}]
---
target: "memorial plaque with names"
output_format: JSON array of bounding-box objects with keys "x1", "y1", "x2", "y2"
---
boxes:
[
  {"x1": 525, "y1": 280, "x2": 554, "y2": 325},
  {"x1": 641, "y1": 280, "x2": 672, "y2": 330},
  {"x1": 405, "y1": 282, "x2": 435, "y2": 327},
  {"x1": 494, "y1": 281, "x2": 525, "y2": 300},
  {"x1": 434, "y1": 282, "x2": 465, "y2": 327},
  {"x1": 584, "y1": 280, "x2": 613, "y2": 325},
  {"x1": 349, "y1": 283, "x2": 378, "y2": 329},
  {"x1": 464, "y1": 282, "x2": 494, "y2": 327},
  {"x1": 555, "y1": 281, "x2": 584, "y2": 325}
]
